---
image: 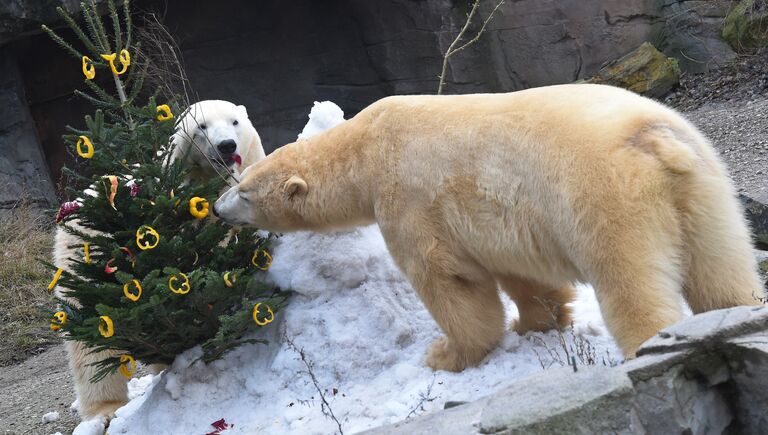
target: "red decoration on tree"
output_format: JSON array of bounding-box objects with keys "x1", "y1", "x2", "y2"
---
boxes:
[
  {"x1": 55, "y1": 201, "x2": 81, "y2": 224},
  {"x1": 128, "y1": 181, "x2": 140, "y2": 197},
  {"x1": 206, "y1": 418, "x2": 233, "y2": 434}
]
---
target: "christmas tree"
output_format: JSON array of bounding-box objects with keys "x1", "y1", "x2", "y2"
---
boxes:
[{"x1": 43, "y1": 0, "x2": 287, "y2": 382}]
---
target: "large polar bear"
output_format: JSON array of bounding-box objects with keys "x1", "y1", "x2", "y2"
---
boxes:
[
  {"x1": 54, "y1": 100, "x2": 266, "y2": 422},
  {"x1": 214, "y1": 84, "x2": 764, "y2": 372}
]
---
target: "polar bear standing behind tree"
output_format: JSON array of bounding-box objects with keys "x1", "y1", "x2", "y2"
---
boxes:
[
  {"x1": 54, "y1": 100, "x2": 266, "y2": 422},
  {"x1": 215, "y1": 84, "x2": 764, "y2": 372}
]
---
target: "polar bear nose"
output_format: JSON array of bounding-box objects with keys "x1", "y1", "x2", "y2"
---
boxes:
[{"x1": 217, "y1": 139, "x2": 237, "y2": 155}]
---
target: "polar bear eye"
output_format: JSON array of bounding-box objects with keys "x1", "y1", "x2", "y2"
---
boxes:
[
  {"x1": 238, "y1": 192, "x2": 250, "y2": 202},
  {"x1": 200, "y1": 124, "x2": 207, "y2": 130},
  {"x1": 232, "y1": 120, "x2": 239, "y2": 126}
]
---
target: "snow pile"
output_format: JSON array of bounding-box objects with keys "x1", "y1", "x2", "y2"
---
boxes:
[
  {"x1": 297, "y1": 101, "x2": 345, "y2": 140},
  {"x1": 41, "y1": 411, "x2": 60, "y2": 424},
  {"x1": 107, "y1": 229, "x2": 620, "y2": 435},
  {"x1": 72, "y1": 418, "x2": 104, "y2": 435},
  {"x1": 103, "y1": 102, "x2": 622, "y2": 435}
]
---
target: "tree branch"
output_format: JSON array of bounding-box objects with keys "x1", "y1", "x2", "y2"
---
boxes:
[{"x1": 437, "y1": 0, "x2": 506, "y2": 95}]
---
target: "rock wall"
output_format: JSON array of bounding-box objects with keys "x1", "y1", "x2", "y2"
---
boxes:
[
  {"x1": 0, "y1": 0, "x2": 738, "y2": 206},
  {"x1": 156, "y1": 0, "x2": 738, "y2": 151},
  {"x1": 0, "y1": 46, "x2": 55, "y2": 210}
]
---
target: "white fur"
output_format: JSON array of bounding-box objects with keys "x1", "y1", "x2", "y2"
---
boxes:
[
  {"x1": 217, "y1": 84, "x2": 764, "y2": 372},
  {"x1": 170, "y1": 100, "x2": 265, "y2": 180}
]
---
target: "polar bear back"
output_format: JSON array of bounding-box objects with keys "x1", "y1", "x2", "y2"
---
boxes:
[{"x1": 359, "y1": 84, "x2": 721, "y2": 283}]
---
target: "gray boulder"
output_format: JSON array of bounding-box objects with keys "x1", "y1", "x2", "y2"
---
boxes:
[
  {"x1": 723, "y1": 0, "x2": 768, "y2": 52},
  {"x1": 587, "y1": 42, "x2": 681, "y2": 97},
  {"x1": 740, "y1": 194, "x2": 768, "y2": 249}
]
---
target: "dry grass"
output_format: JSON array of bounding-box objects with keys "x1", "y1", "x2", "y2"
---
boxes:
[{"x1": 0, "y1": 201, "x2": 58, "y2": 366}]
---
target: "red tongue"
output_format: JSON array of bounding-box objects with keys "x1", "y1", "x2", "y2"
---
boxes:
[{"x1": 232, "y1": 154, "x2": 242, "y2": 166}]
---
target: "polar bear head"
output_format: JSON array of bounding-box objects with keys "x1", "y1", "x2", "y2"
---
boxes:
[
  {"x1": 212, "y1": 145, "x2": 310, "y2": 231},
  {"x1": 170, "y1": 100, "x2": 266, "y2": 179}
]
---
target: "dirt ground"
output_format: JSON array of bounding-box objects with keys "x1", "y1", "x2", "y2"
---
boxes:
[
  {"x1": 666, "y1": 54, "x2": 768, "y2": 204},
  {"x1": 2, "y1": 55, "x2": 767, "y2": 435},
  {"x1": 0, "y1": 345, "x2": 78, "y2": 435}
]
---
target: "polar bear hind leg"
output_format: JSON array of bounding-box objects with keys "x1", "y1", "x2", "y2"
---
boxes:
[
  {"x1": 675, "y1": 146, "x2": 764, "y2": 312},
  {"x1": 581, "y1": 181, "x2": 688, "y2": 358},
  {"x1": 499, "y1": 276, "x2": 575, "y2": 334}
]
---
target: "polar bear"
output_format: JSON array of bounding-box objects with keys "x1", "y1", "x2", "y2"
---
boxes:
[
  {"x1": 170, "y1": 99, "x2": 266, "y2": 180},
  {"x1": 214, "y1": 84, "x2": 764, "y2": 372},
  {"x1": 54, "y1": 99, "x2": 266, "y2": 422}
]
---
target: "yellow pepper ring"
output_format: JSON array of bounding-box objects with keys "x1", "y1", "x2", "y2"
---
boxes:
[
  {"x1": 168, "y1": 273, "x2": 191, "y2": 295},
  {"x1": 47, "y1": 268, "x2": 64, "y2": 291},
  {"x1": 118, "y1": 354, "x2": 136, "y2": 379},
  {"x1": 76, "y1": 136, "x2": 94, "y2": 159},
  {"x1": 99, "y1": 315, "x2": 114, "y2": 338},
  {"x1": 54, "y1": 311, "x2": 67, "y2": 324},
  {"x1": 223, "y1": 272, "x2": 236, "y2": 288},
  {"x1": 251, "y1": 250, "x2": 273, "y2": 271},
  {"x1": 156, "y1": 104, "x2": 174, "y2": 121},
  {"x1": 189, "y1": 197, "x2": 209, "y2": 219},
  {"x1": 50, "y1": 311, "x2": 67, "y2": 331},
  {"x1": 136, "y1": 225, "x2": 160, "y2": 250},
  {"x1": 252, "y1": 303, "x2": 275, "y2": 326},
  {"x1": 118, "y1": 49, "x2": 131, "y2": 72},
  {"x1": 81, "y1": 56, "x2": 95, "y2": 80},
  {"x1": 123, "y1": 279, "x2": 142, "y2": 302},
  {"x1": 101, "y1": 51, "x2": 130, "y2": 75}
]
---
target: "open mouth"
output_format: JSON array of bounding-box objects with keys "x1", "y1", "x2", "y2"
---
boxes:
[{"x1": 213, "y1": 153, "x2": 242, "y2": 168}]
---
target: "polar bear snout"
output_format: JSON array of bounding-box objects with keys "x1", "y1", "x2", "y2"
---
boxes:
[
  {"x1": 213, "y1": 186, "x2": 252, "y2": 226},
  {"x1": 217, "y1": 139, "x2": 237, "y2": 155}
]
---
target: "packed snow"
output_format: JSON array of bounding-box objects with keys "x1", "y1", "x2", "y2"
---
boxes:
[
  {"x1": 297, "y1": 101, "x2": 346, "y2": 140},
  {"x1": 72, "y1": 418, "x2": 104, "y2": 435},
  {"x1": 96, "y1": 101, "x2": 622, "y2": 434},
  {"x1": 41, "y1": 411, "x2": 60, "y2": 424}
]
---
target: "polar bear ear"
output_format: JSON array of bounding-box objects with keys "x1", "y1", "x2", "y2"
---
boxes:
[
  {"x1": 237, "y1": 105, "x2": 249, "y2": 118},
  {"x1": 284, "y1": 175, "x2": 308, "y2": 199}
]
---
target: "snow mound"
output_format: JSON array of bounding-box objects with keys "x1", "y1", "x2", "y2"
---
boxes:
[
  {"x1": 41, "y1": 411, "x2": 60, "y2": 424},
  {"x1": 297, "y1": 101, "x2": 345, "y2": 140},
  {"x1": 105, "y1": 101, "x2": 622, "y2": 434},
  {"x1": 107, "y1": 226, "x2": 620, "y2": 435},
  {"x1": 72, "y1": 418, "x2": 105, "y2": 435}
]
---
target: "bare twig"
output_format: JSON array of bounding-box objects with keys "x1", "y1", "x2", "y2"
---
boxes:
[
  {"x1": 405, "y1": 374, "x2": 438, "y2": 419},
  {"x1": 134, "y1": 11, "x2": 197, "y2": 107},
  {"x1": 526, "y1": 296, "x2": 617, "y2": 369},
  {"x1": 284, "y1": 334, "x2": 344, "y2": 435},
  {"x1": 437, "y1": 0, "x2": 505, "y2": 94}
]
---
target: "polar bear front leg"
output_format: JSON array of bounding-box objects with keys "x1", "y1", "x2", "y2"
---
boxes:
[
  {"x1": 420, "y1": 273, "x2": 504, "y2": 372},
  {"x1": 379, "y1": 222, "x2": 505, "y2": 372},
  {"x1": 66, "y1": 340, "x2": 129, "y2": 421}
]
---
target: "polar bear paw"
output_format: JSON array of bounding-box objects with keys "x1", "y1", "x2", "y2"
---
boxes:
[
  {"x1": 425, "y1": 337, "x2": 469, "y2": 372},
  {"x1": 79, "y1": 400, "x2": 124, "y2": 423}
]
